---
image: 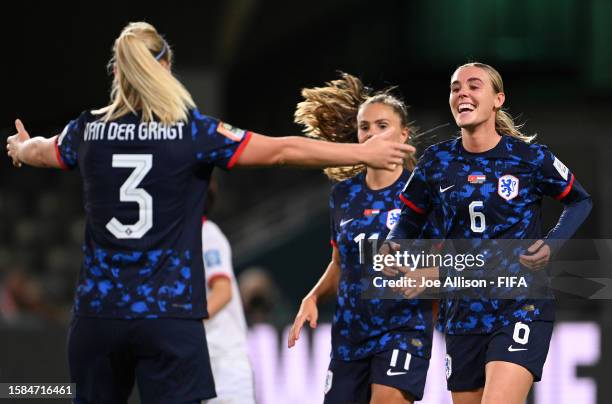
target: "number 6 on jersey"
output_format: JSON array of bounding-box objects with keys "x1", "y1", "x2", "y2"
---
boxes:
[
  {"x1": 106, "y1": 154, "x2": 153, "y2": 239},
  {"x1": 469, "y1": 200, "x2": 486, "y2": 233}
]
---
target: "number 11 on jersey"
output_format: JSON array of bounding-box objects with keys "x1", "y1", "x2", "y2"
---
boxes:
[{"x1": 354, "y1": 233, "x2": 380, "y2": 264}]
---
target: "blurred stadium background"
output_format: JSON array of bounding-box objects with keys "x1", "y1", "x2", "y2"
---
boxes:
[{"x1": 1, "y1": 1, "x2": 611, "y2": 402}]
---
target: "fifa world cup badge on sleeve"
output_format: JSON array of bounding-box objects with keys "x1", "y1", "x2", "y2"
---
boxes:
[
  {"x1": 217, "y1": 122, "x2": 246, "y2": 141},
  {"x1": 498, "y1": 174, "x2": 519, "y2": 201},
  {"x1": 553, "y1": 157, "x2": 569, "y2": 181}
]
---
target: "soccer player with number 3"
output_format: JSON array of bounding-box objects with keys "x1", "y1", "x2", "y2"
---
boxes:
[
  {"x1": 382, "y1": 62, "x2": 592, "y2": 404},
  {"x1": 5, "y1": 23, "x2": 415, "y2": 404}
]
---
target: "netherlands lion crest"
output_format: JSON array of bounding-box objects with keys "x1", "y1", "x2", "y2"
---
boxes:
[
  {"x1": 497, "y1": 174, "x2": 519, "y2": 201},
  {"x1": 386, "y1": 209, "x2": 401, "y2": 230}
]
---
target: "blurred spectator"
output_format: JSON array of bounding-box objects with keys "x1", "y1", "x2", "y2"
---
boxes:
[
  {"x1": 0, "y1": 268, "x2": 68, "y2": 326},
  {"x1": 238, "y1": 266, "x2": 292, "y2": 328}
]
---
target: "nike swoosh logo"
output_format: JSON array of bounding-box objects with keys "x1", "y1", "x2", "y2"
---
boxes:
[
  {"x1": 507, "y1": 345, "x2": 528, "y2": 352},
  {"x1": 340, "y1": 218, "x2": 354, "y2": 227},
  {"x1": 440, "y1": 185, "x2": 454, "y2": 193},
  {"x1": 386, "y1": 369, "x2": 408, "y2": 376}
]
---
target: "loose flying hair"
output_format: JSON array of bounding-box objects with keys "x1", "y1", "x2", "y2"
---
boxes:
[
  {"x1": 294, "y1": 73, "x2": 416, "y2": 182},
  {"x1": 456, "y1": 62, "x2": 536, "y2": 143},
  {"x1": 93, "y1": 22, "x2": 195, "y2": 123}
]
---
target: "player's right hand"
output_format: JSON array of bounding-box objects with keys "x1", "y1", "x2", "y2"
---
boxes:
[
  {"x1": 6, "y1": 119, "x2": 30, "y2": 168},
  {"x1": 288, "y1": 295, "x2": 318, "y2": 348},
  {"x1": 360, "y1": 129, "x2": 415, "y2": 171}
]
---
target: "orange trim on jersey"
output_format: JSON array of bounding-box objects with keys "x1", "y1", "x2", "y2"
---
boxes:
[
  {"x1": 207, "y1": 273, "x2": 231, "y2": 288},
  {"x1": 399, "y1": 194, "x2": 425, "y2": 214},
  {"x1": 330, "y1": 239, "x2": 338, "y2": 248},
  {"x1": 227, "y1": 131, "x2": 253, "y2": 169},
  {"x1": 554, "y1": 174, "x2": 575, "y2": 201},
  {"x1": 54, "y1": 135, "x2": 69, "y2": 171}
]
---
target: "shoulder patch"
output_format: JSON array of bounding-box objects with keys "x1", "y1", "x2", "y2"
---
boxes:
[
  {"x1": 553, "y1": 157, "x2": 569, "y2": 181},
  {"x1": 217, "y1": 122, "x2": 246, "y2": 141},
  {"x1": 204, "y1": 249, "x2": 222, "y2": 267}
]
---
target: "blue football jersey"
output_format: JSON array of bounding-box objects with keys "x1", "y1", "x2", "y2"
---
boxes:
[
  {"x1": 56, "y1": 108, "x2": 252, "y2": 319},
  {"x1": 329, "y1": 170, "x2": 433, "y2": 361},
  {"x1": 394, "y1": 135, "x2": 590, "y2": 334}
]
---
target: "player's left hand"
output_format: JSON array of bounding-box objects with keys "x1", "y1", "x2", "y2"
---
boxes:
[
  {"x1": 6, "y1": 119, "x2": 30, "y2": 168},
  {"x1": 361, "y1": 128, "x2": 416, "y2": 171},
  {"x1": 378, "y1": 241, "x2": 402, "y2": 277},
  {"x1": 519, "y1": 239, "x2": 551, "y2": 271}
]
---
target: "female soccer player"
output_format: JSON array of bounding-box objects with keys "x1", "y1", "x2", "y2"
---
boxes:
[
  {"x1": 383, "y1": 62, "x2": 592, "y2": 404},
  {"x1": 5, "y1": 23, "x2": 415, "y2": 404},
  {"x1": 288, "y1": 74, "x2": 433, "y2": 404}
]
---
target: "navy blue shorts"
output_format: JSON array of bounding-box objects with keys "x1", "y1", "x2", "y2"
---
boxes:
[
  {"x1": 445, "y1": 321, "x2": 553, "y2": 391},
  {"x1": 68, "y1": 316, "x2": 215, "y2": 404},
  {"x1": 323, "y1": 348, "x2": 430, "y2": 403}
]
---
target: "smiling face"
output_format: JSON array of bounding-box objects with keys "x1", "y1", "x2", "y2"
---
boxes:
[
  {"x1": 357, "y1": 102, "x2": 408, "y2": 144},
  {"x1": 449, "y1": 65, "x2": 505, "y2": 131}
]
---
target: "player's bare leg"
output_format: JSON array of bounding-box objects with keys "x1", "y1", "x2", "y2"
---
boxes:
[
  {"x1": 370, "y1": 384, "x2": 413, "y2": 404},
  {"x1": 481, "y1": 361, "x2": 532, "y2": 404},
  {"x1": 451, "y1": 388, "x2": 483, "y2": 404}
]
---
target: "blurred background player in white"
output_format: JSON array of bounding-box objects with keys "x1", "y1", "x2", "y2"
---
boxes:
[{"x1": 202, "y1": 179, "x2": 255, "y2": 404}]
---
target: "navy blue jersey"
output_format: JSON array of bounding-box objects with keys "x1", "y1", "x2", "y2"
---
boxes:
[
  {"x1": 329, "y1": 170, "x2": 433, "y2": 361},
  {"x1": 391, "y1": 135, "x2": 590, "y2": 335},
  {"x1": 56, "y1": 109, "x2": 252, "y2": 319}
]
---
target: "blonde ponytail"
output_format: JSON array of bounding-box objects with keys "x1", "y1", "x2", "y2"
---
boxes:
[
  {"x1": 94, "y1": 22, "x2": 195, "y2": 124},
  {"x1": 457, "y1": 62, "x2": 536, "y2": 143},
  {"x1": 495, "y1": 109, "x2": 535, "y2": 143}
]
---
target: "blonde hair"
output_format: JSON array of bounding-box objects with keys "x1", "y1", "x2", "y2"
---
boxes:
[
  {"x1": 93, "y1": 22, "x2": 195, "y2": 123},
  {"x1": 294, "y1": 73, "x2": 416, "y2": 182},
  {"x1": 455, "y1": 62, "x2": 536, "y2": 143}
]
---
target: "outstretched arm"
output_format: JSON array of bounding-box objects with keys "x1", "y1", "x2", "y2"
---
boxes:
[
  {"x1": 6, "y1": 120, "x2": 62, "y2": 169},
  {"x1": 236, "y1": 130, "x2": 414, "y2": 170},
  {"x1": 288, "y1": 246, "x2": 341, "y2": 348}
]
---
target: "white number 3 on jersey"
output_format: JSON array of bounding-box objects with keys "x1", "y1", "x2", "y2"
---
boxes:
[{"x1": 106, "y1": 154, "x2": 154, "y2": 239}]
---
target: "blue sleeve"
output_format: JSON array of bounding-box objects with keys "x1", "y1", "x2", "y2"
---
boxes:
[
  {"x1": 387, "y1": 162, "x2": 431, "y2": 241},
  {"x1": 398, "y1": 164, "x2": 431, "y2": 215},
  {"x1": 329, "y1": 191, "x2": 338, "y2": 248},
  {"x1": 545, "y1": 178, "x2": 592, "y2": 254},
  {"x1": 190, "y1": 109, "x2": 253, "y2": 170},
  {"x1": 535, "y1": 148, "x2": 576, "y2": 200},
  {"x1": 387, "y1": 205, "x2": 428, "y2": 240},
  {"x1": 56, "y1": 112, "x2": 88, "y2": 170},
  {"x1": 535, "y1": 149, "x2": 593, "y2": 253}
]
